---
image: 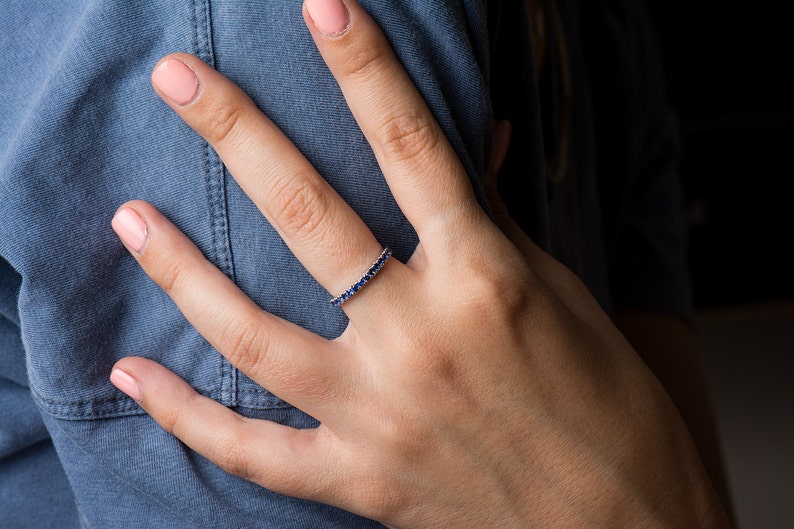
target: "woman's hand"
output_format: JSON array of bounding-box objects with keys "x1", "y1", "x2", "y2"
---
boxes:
[{"x1": 110, "y1": 0, "x2": 730, "y2": 527}]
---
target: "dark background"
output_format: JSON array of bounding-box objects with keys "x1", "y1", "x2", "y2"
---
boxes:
[
  {"x1": 646, "y1": 1, "x2": 794, "y2": 309},
  {"x1": 644, "y1": 4, "x2": 793, "y2": 527}
]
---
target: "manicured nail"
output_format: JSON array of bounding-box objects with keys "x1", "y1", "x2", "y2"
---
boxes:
[
  {"x1": 110, "y1": 369, "x2": 143, "y2": 403},
  {"x1": 112, "y1": 208, "x2": 149, "y2": 253},
  {"x1": 151, "y1": 58, "x2": 199, "y2": 105},
  {"x1": 305, "y1": 0, "x2": 350, "y2": 36}
]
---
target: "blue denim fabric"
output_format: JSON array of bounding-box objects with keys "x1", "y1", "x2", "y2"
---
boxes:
[
  {"x1": 1, "y1": 1, "x2": 493, "y2": 527},
  {"x1": 1, "y1": 0, "x2": 692, "y2": 526}
]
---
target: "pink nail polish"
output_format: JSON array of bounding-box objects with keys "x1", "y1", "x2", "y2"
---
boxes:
[
  {"x1": 305, "y1": 0, "x2": 350, "y2": 36},
  {"x1": 112, "y1": 208, "x2": 148, "y2": 253},
  {"x1": 151, "y1": 59, "x2": 199, "y2": 105},
  {"x1": 110, "y1": 369, "x2": 143, "y2": 402}
]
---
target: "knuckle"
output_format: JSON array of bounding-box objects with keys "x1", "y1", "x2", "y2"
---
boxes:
[
  {"x1": 469, "y1": 270, "x2": 517, "y2": 306},
  {"x1": 203, "y1": 99, "x2": 248, "y2": 145},
  {"x1": 217, "y1": 316, "x2": 272, "y2": 374},
  {"x1": 158, "y1": 405, "x2": 181, "y2": 436},
  {"x1": 448, "y1": 252, "x2": 536, "y2": 325},
  {"x1": 212, "y1": 427, "x2": 257, "y2": 481},
  {"x1": 378, "y1": 110, "x2": 441, "y2": 166},
  {"x1": 467, "y1": 271, "x2": 528, "y2": 317},
  {"x1": 160, "y1": 390, "x2": 200, "y2": 438},
  {"x1": 269, "y1": 176, "x2": 330, "y2": 244},
  {"x1": 339, "y1": 42, "x2": 390, "y2": 84},
  {"x1": 155, "y1": 256, "x2": 188, "y2": 295}
]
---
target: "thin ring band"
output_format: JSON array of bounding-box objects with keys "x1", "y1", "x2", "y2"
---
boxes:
[{"x1": 330, "y1": 247, "x2": 392, "y2": 307}]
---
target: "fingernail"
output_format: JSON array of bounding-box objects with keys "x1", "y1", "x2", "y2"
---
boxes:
[
  {"x1": 112, "y1": 208, "x2": 149, "y2": 253},
  {"x1": 110, "y1": 369, "x2": 143, "y2": 403},
  {"x1": 305, "y1": 0, "x2": 350, "y2": 36},
  {"x1": 152, "y1": 58, "x2": 199, "y2": 105}
]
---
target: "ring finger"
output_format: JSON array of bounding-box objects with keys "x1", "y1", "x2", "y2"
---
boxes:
[{"x1": 150, "y1": 52, "x2": 389, "y2": 309}]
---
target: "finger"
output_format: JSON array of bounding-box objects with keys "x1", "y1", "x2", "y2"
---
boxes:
[
  {"x1": 112, "y1": 201, "x2": 356, "y2": 416},
  {"x1": 109, "y1": 357, "x2": 338, "y2": 501},
  {"x1": 303, "y1": 0, "x2": 489, "y2": 244},
  {"x1": 150, "y1": 53, "x2": 389, "y2": 306}
]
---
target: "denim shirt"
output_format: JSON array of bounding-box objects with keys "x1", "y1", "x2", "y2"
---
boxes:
[
  {"x1": 1, "y1": 1, "x2": 494, "y2": 527},
  {"x1": 0, "y1": 1, "x2": 690, "y2": 527}
]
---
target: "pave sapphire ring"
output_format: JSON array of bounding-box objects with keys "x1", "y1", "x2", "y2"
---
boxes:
[{"x1": 330, "y1": 247, "x2": 392, "y2": 307}]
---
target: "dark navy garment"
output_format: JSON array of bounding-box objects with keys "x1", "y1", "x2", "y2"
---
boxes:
[{"x1": 0, "y1": 1, "x2": 690, "y2": 527}]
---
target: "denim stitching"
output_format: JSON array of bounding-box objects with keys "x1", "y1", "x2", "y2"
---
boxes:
[{"x1": 192, "y1": 0, "x2": 240, "y2": 408}]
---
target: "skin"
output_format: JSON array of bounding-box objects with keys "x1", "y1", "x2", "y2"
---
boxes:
[{"x1": 110, "y1": 0, "x2": 732, "y2": 527}]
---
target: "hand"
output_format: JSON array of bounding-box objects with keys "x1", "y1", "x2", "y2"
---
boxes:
[{"x1": 110, "y1": 0, "x2": 730, "y2": 527}]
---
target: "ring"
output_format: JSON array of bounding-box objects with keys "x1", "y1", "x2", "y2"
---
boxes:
[{"x1": 330, "y1": 247, "x2": 392, "y2": 307}]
